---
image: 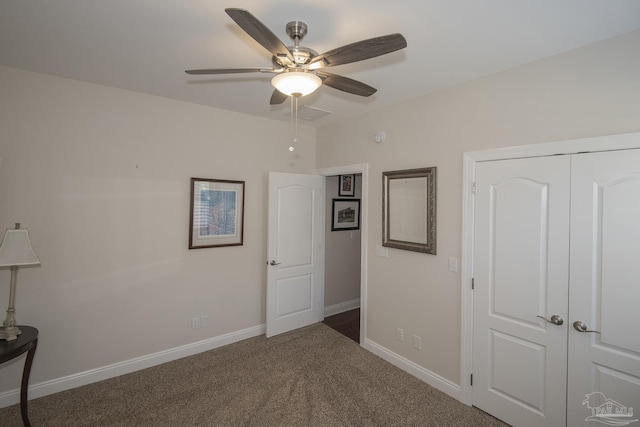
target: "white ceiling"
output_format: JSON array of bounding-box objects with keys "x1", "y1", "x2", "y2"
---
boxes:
[{"x1": 2, "y1": 1, "x2": 639, "y2": 127}]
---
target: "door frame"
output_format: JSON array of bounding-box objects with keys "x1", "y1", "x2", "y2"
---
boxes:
[
  {"x1": 316, "y1": 163, "x2": 369, "y2": 346},
  {"x1": 460, "y1": 131, "x2": 640, "y2": 405}
]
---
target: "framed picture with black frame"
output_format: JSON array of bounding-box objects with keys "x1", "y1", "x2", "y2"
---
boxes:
[
  {"x1": 189, "y1": 177, "x2": 245, "y2": 249},
  {"x1": 331, "y1": 198, "x2": 360, "y2": 231},
  {"x1": 338, "y1": 174, "x2": 355, "y2": 197}
]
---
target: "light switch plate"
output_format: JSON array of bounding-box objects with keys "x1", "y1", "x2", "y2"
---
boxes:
[
  {"x1": 448, "y1": 257, "x2": 459, "y2": 273},
  {"x1": 376, "y1": 245, "x2": 389, "y2": 257}
]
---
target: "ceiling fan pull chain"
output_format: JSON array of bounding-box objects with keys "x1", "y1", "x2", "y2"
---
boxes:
[
  {"x1": 294, "y1": 95, "x2": 299, "y2": 144},
  {"x1": 288, "y1": 95, "x2": 297, "y2": 152}
]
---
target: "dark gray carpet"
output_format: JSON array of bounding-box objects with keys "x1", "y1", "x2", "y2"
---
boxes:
[{"x1": 0, "y1": 323, "x2": 507, "y2": 426}]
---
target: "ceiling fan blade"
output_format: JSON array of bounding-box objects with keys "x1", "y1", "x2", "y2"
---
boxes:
[
  {"x1": 270, "y1": 89, "x2": 288, "y2": 105},
  {"x1": 185, "y1": 68, "x2": 276, "y2": 75},
  {"x1": 315, "y1": 71, "x2": 377, "y2": 97},
  {"x1": 310, "y1": 33, "x2": 407, "y2": 68},
  {"x1": 225, "y1": 8, "x2": 294, "y2": 64}
]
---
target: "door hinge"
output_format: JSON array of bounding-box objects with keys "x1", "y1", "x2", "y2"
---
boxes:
[
  {"x1": 472, "y1": 182, "x2": 476, "y2": 194},
  {"x1": 470, "y1": 374, "x2": 473, "y2": 386},
  {"x1": 471, "y1": 278, "x2": 474, "y2": 290}
]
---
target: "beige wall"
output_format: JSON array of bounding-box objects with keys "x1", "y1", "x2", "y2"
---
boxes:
[
  {"x1": 0, "y1": 65, "x2": 315, "y2": 395},
  {"x1": 316, "y1": 30, "x2": 640, "y2": 385},
  {"x1": 324, "y1": 175, "x2": 361, "y2": 310}
]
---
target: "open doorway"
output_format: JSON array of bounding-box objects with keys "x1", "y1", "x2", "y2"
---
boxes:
[
  {"x1": 322, "y1": 174, "x2": 362, "y2": 342},
  {"x1": 316, "y1": 163, "x2": 368, "y2": 346},
  {"x1": 266, "y1": 165, "x2": 368, "y2": 341}
]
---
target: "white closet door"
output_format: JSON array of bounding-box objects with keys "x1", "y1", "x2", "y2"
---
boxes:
[
  {"x1": 567, "y1": 149, "x2": 640, "y2": 426},
  {"x1": 473, "y1": 155, "x2": 571, "y2": 427}
]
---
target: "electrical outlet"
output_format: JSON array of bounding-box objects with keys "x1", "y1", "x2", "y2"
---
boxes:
[
  {"x1": 396, "y1": 328, "x2": 404, "y2": 342},
  {"x1": 200, "y1": 315, "x2": 209, "y2": 328},
  {"x1": 191, "y1": 317, "x2": 200, "y2": 330},
  {"x1": 413, "y1": 335, "x2": 422, "y2": 350}
]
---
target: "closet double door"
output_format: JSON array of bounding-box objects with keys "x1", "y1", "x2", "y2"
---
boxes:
[{"x1": 472, "y1": 149, "x2": 640, "y2": 427}]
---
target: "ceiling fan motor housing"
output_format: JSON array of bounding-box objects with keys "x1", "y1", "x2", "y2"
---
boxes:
[
  {"x1": 284, "y1": 46, "x2": 318, "y2": 67},
  {"x1": 280, "y1": 21, "x2": 318, "y2": 67}
]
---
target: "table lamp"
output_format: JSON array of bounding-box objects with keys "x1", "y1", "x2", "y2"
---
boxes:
[{"x1": 0, "y1": 223, "x2": 40, "y2": 341}]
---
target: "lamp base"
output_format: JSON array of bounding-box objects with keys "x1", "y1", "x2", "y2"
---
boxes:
[
  {"x1": 0, "y1": 325, "x2": 21, "y2": 341},
  {"x1": 1, "y1": 266, "x2": 21, "y2": 341}
]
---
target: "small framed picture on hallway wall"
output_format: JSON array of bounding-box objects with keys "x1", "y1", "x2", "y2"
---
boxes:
[
  {"x1": 331, "y1": 198, "x2": 360, "y2": 231},
  {"x1": 338, "y1": 174, "x2": 355, "y2": 196}
]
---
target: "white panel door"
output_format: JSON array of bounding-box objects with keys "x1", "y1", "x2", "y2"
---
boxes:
[
  {"x1": 266, "y1": 172, "x2": 324, "y2": 338},
  {"x1": 473, "y1": 155, "x2": 571, "y2": 427},
  {"x1": 567, "y1": 150, "x2": 640, "y2": 426}
]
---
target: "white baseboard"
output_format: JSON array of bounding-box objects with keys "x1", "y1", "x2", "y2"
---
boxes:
[
  {"x1": 364, "y1": 338, "x2": 461, "y2": 401},
  {"x1": 324, "y1": 298, "x2": 360, "y2": 317},
  {"x1": 0, "y1": 324, "x2": 265, "y2": 409}
]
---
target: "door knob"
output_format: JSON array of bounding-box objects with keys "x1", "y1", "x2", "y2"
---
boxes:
[
  {"x1": 573, "y1": 320, "x2": 601, "y2": 334},
  {"x1": 536, "y1": 315, "x2": 564, "y2": 326},
  {"x1": 269, "y1": 260, "x2": 282, "y2": 266}
]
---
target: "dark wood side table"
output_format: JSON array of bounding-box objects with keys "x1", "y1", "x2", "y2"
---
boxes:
[{"x1": 0, "y1": 326, "x2": 38, "y2": 427}]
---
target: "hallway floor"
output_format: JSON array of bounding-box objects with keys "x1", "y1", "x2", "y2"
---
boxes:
[{"x1": 322, "y1": 308, "x2": 360, "y2": 343}]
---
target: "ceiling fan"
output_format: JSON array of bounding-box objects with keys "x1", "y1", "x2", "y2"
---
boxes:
[{"x1": 185, "y1": 8, "x2": 407, "y2": 105}]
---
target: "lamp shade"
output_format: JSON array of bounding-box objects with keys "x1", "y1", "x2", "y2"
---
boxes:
[
  {"x1": 271, "y1": 71, "x2": 322, "y2": 97},
  {"x1": 0, "y1": 228, "x2": 40, "y2": 267}
]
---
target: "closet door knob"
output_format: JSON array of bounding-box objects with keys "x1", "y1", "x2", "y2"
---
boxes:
[
  {"x1": 536, "y1": 315, "x2": 564, "y2": 326},
  {"x1": 573, "y1": 320, "x2": 601, "y2": 334}
]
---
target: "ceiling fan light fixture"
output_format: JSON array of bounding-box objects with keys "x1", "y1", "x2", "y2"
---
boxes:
[{"x1": 271, "y1": 71, "x2": 321, "y2": 97}]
